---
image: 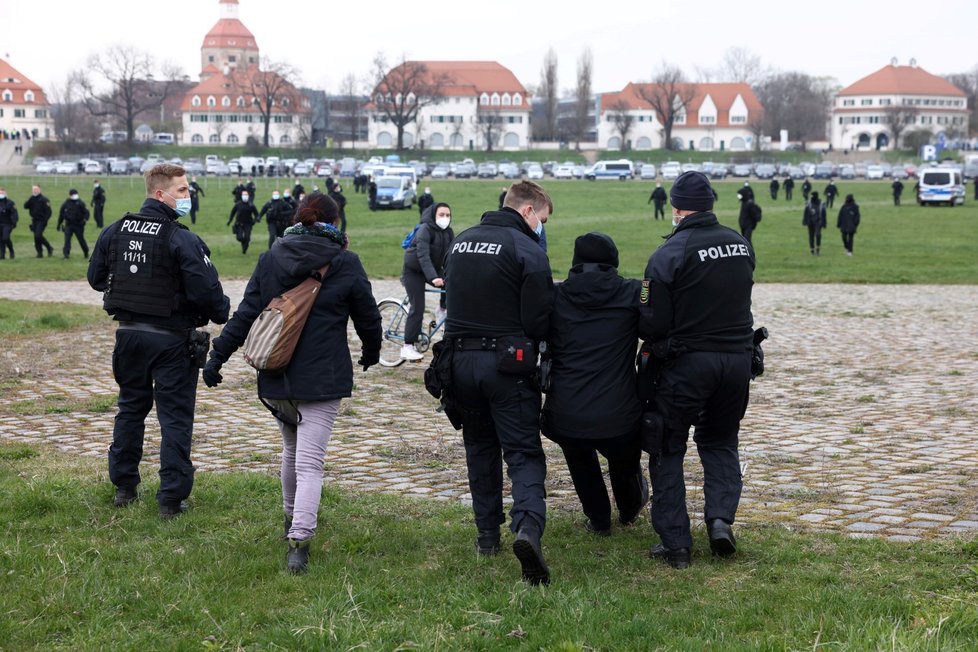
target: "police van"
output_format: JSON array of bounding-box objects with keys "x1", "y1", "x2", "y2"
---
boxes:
[
  {"x1": 918, "y1": 167, "x2": 965, "y2": 206},
  {"x1": 584, "y1": 159, "x2": 633, "y2": 181}
]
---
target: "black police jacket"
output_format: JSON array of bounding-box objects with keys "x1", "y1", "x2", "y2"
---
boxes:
[
  {"x1": 88, "y1": 199, "x2": 230, "y2": 330},
  {"x1": 639, "y1": 211, "x2": 754, "y2": 353},
  {"x1": 228, "y1": 200, "x2": 258, "y2": 226},
  {"x1": 0, "y1": 197, "x2": 17, "y2": 226},
  {"x1": 403, "y1": 204, "x2": 454, "y2": 282},
  {"x1": 24, "y1": 194, "x2": 52, "y2": 226},
  {"x1": 444, "y1": 208, "x2": 553, "y2": 340},
  {"x1": 837, "y1": 202, "x2": 861, "y2": 234},
  {"x1": 210, "y1": 235, "x2": 382, "y2": 402},
  {"x1": 58, "y1": 198, "x2": 89, "y2": 227},
  {"x1": 542, "y1": 264, "x2": 641, "y2": 440}
]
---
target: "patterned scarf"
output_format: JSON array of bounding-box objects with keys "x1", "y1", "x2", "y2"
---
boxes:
[{"x1": 283, "y1": 221, "x2": 348, "y2": 248}]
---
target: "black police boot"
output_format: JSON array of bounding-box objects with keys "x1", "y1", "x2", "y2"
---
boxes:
[
  {"x1": 707, "y1": 519, "x2": 737, "y2": 557},
  {"x1": 287, "y1": 539, "x2": 310, "y2": 574},
  {"x1": 159, "y1": 500, "x2": 189, "y2": 519},
  {"x1": 47, "y1": 247, "x2": 53, "y2": 257},
  {"x1": 619, "y1": 474, "x2": 650, "y2": 526},
  {"x1": 476, "y1": 528, "x2": 500, "y2": 556},
  {"x1": 113, "y1": 486, "x2": 137, "y2": 507},
  {"x1": 649, "y1": 543, "x2": 691, "y2": 569},
  {"x1": 513, "y1": 522, "x2": 550, "y2": 585},
  {"x1": 584, "y1": 519, "x2": 611, "y2": 537}
]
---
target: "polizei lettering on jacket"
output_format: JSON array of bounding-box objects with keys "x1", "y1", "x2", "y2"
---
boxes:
[
  {"x1": 698, "y1": 243, "x2": 750, "y2": 262},
  {"x1": 120, "y1": 218, "x2": 163, "y2": 236},
  {"x1": 451, "y1": 241, "x2": 502, "y2": 256}
]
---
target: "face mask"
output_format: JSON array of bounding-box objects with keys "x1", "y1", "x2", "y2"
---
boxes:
[
  {"x1": 672, "y1": 213, "x2": 682, "y2": 227},
  {"x1": 32, "y1": 190, "x2": 40, "y2": 196},
  {"x1": 70, "y1": 194, "x2": 79, "y2": 201},
  {"x1": 283, "y1": 192, "x2": 290, "y2": 198},
  {"x1": 94, "y1": 184, "x2": 99, "y2": 188},
  {"x1": 534, "y1": 220, "x2": 544, "y2": 236},
  {"x1": 241, "y1": 194, "x2": 249, "y2": 202},
  {"x1": 173, "y1": 198, "x2": 192, "y2": 217},
  {"x1": 272, "y1": 193, "x2": 280, "y2": 200},
  {"x1": 0, "y1": 194, "x2": 6, "y2": 200},
  {"x1": 436, "y1": 217, "x2": 451, "y2": 230}
]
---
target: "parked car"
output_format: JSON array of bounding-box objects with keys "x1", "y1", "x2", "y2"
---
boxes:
[
  {"x1": 660, "y1": 161, "x2": 682, "y2": 180},
  {"x1": 732, "y1": 164, "x2": 752, "y2": 178},
  {"x1": 291, "y1": 162, "x2": 311, "y2": 176},
  {"x1": 837, "y1": 164, "x2": 856, "y2": 179},
  {"x1": 454, "y1": 162, "x2": 476, "y2": 178},
  {"x1": 152, "y1": 132, "x2": 176, "y2": 145},
  {"x1": 754, "y1": 163, "x2": 777, "y2": 179},
  {"x1": 639, "y1": 163, "x2": 657, "y2": 179},
  {"x1": 477, "y1": 162, "x2": 498, "y2": 178},
  {"x1": 854, "y1": 162, "x2": 869, "y2": 178},
  {"x1": 813, "y1": 162, "x2": 835, "y2": 179},
  {"x1": 866, "y1": 165, "x2": 884, "y2": 180},
  {"x1": 890, "y1": 167, "x2": 909, "y2": 180},
  {"x1": 526, "y1": 163, "x2": 545, "y2": 180},
  {"x1": 552, "y1": 165, "x2": 575, "y2": 179},
  {"x1": 784, "y1": 165, "x2": 804, "y2": 179},
  {"x1": 83, "y1": 160, "x2": 103, "y2": 175},
  {"x1": 499, "y1": 162, "x2": 521, "y2": 179},
  {"x1": 680, "y1": 162, "x2": 702, "y2": 174},
  {"x1": 35, "y1": 161, "x2": 57, "y2": 174},
  {"x1": 879, "y1": 162, "x2": 893, "y2": 177},
  {"x1": 55, "y1": 161, "x2": 76, "y2": 174},
  {"x1": 206, "y1": 161, "x2": 231, "y2": 176},
  {"x1": 709, "y1": 166, "x2": 728, "y2": 180},
  {"x1": 430, "y1": 164, "x2": 450, "y2": 179}
]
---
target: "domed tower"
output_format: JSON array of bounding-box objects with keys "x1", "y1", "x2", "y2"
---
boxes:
[{"x1": 200, "y1": 0, "x2": 259, "y2": 79}]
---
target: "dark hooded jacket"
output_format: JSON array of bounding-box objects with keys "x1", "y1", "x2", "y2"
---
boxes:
[
  {"x1": 403, "y1": 203, "x2": 454, "y2": 282},
  {"x1": 837, "y1": 199, "x2": 861, "y2": 234},
  {"x1": 210, "y1": 233, "x2": 382, "y2": 401},
  {"x1": 542, "y1": 264, "x2": 642, "y2": 440}
]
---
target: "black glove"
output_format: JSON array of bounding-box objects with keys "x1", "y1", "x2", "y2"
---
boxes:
[
  {"x1": 357, "y1": 350, "x2": 380, "y2": 372},
  {"x1": 202, "y1": 358, "x2": 223, "y2": 387}
]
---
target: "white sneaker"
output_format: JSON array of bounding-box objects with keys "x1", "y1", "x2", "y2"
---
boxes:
[
  {"x1": 400, "y1": 344, "x2": 424, "y2": 361},
  {"x1": 435, "y1": 306, "x2": 448, "y2": 323}
]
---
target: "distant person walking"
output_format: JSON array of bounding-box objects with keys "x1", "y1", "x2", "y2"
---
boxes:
[
  {"x1": 417, "y1": 187, "x2": 435, "y2": 217},
  {"x1": 769, "y1": 178, "x2": 779, "y2": 200},
  {"x1": 91, "y1": 180, "x2": 106, "y2": 228},
  {"x1": 837, "y1": 194, "x2": 860, "y2": 256},
  {"x1": 783, "y1": 176, "x2": 794, "y2": 200},
  {"x1": 801, "y1": 177, "x2": 812, "y2": 202},
  {"x1": 0, "y1": 187, "x2": 18, "y2": 260},
  {"x1": 891, "y1": 179, "x2": 904, "y2": 206},
  {"x1": 802, "y1": 191, "x2": 827, "y2": 256},
  {"x1": 228, "y1": 190, "x2": 259, "y2": 254},
  {"x1": 24, "y1": 184, "x2": 54, "y2": 257},
  {"x1": 648, "y1": 181, "x2": 667, "y2": 219},
  {"x1": 57, "y1": 188, "x2": 90, "y2": 259},
  {"x1": 737, "y1": 183, "x2": 761, "y2": 244},
  {"x1": 824, "y1": 179, "x2": 839, "y2": 208},
  {"x1": 189, "y1": 177, "x2": 205, "y2": 224}
]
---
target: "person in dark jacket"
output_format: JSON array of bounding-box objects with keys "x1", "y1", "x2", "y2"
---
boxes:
[
  {"x1": 88, "y1": 163, "x2": 230, "y2": 518},
  {"x1": 801, "y1": 177, "x2": 812, "y2": 201},
  {"x1": 91, "y1": 179, "x2": 107, "y2": 228},
  {"x1": 24, "y1": 184, "x2": 54, "y2": 257},
  {"x1": 648, "y1": 182, "x2": 668, "y2": 219},
  {"x1": 769, "y1": 177, "x2": 779, "y2": 200},
  {"x1": 541, "y1": 232, "x2": 647, "y2": 535},
  {"x1": 783, "y1": 176, "x2": 795, "y2": 200},
  {"x1": 228, "y1": 191, "x2": 259, "y2": 254},
  {"x1": 232, "y1": 180, "x2": 245, "y2": 203},
  {"x1": 400, "y1": 202, "x2": 454, "y2": 361},
  {"x1": 367, "y1": 176, "x2": 378, "y2": 211},
  {"x1": 498, "y1": 187, "x2": 508, "y2": 210},
  {"x1": 891, "y1": 179, "x2": 904, "y2": 206},
  {"x1": 245, "y1": 177, "x2": 257, "y2": 204},
  {"x1": 57, "y1": 188, "x2": 90, "y2": 259},
  {"x1": 259, "y1": 190, "x2": 293, "y2": 249},
  {"x1": 443, "y1": 180, "x2": 555, "y2": 585},
  {"x1": 837, "y1": 193, "x2": 860, "y2": 256},
  {"x1": 189, "y1": 177, "x2": 205, "y2": 224},
  {"x1": 802, "y1": 191, "x2": 827, "y2": 256},
  {"x1": 417, "y1": 187, "x2": 435, "y2": 217},
  {"x1": 824, "y1": 179, "x2": 839, "y2": 208},
  {"x1": 737, "y1": 193, "x2": 761, "y2": 245},
  {"x1": 639, "y1": 171, "x2": 755, "y2": 569},
  {"x1": 203, "y1": 191, "x2": 382, "y2": 574},
  {"x1": 0, "y1": 187, "x2": 18, "y2": 260},
  {"x1": 329, "y1": 184, "x2": 348, "y2": 233}
]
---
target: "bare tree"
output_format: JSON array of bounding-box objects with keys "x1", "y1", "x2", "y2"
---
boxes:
[
  {"x1": 338, "y1": 73, "x2": 365, "y2": 146},
  {"x1": 753, "y1": 72, "x2": 832, "y2": 147},
  {"x1": 748, "y1": 114, "x2": 766, "y2": 152},
  {"x1": 717, "y1": 47, "x2": 769, "y2": 86},
  {"x1": 538, "y1": 48, "x2": 558, "y2": 141},
  {"x1": 635, "y1": 63, "x2": 697, "y2": 151},
  {"x1": 372, "y1": 54, "x2": 451, "y2": 151},
  {"x1": 478, "y1": 112, "x2": 503, "y2": 151},
  {"x1": 233, "y1": 58, "x2": 302, "y2": 148},
  {"x1": 572, "y1": 48, "x2": 593, "y2": 148},
  {"x1": 946, "y1": 67, "x2": 978, "y2": 135},
  {"x1": 608, "y1": 99, "x2": 634, "y2": 150},
  {"x1": 79, "y1": 44, "x2": 183, "y2": 144},
  {"x1": 883, "y1": 103, "x2": 920, "y2": 150},
  {"x1": 51, "y1": 72, "x2": 96, "y2": 144}
]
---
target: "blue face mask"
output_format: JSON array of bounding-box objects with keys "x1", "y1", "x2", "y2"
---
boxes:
[
  {"x1": 534, "y1": 220, "x2": 544, "y2": 236},
  {"x1": 173, "y1": 198, "x2": 192, "y2": 217}
]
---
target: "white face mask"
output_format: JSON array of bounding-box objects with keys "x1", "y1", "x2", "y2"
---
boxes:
[
  {"x1": 672, "y1": 212, "x2": 682, "y2": 227},
  {"x1": 0, "y1": 194, "x2": 6, "y2": 200},
  {"x1": 241, "y1": 194, "x2": 249, "y2": 202},
  {"x1": 272, "y1": 193, "x2": 280, "y2": 200},
  {"x1": 70, "y1": 194, "x2": 79, "y2": 201},
  {"x1": 436, "y1": 217, "x2": 451, "y2": 230},
  {"x1": 283, "y1": 192, "x2": 290, "y2": 198}
]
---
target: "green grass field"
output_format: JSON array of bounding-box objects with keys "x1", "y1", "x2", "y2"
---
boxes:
[
  {"x1": 1, "y1": 443, "x2": 976, "y2": 650},
  {"x1": 1, "y1": 173, "x2": 975, "y2": 284}
]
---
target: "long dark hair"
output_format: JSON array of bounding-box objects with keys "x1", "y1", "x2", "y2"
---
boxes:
[{"x1": 293, "y1": 191, "x2": 338, "y2": 227}]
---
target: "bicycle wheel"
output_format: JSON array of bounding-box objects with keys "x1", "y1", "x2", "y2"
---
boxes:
[{"x1": 377, "y1": 299, "x2": 408, "y2": 367}]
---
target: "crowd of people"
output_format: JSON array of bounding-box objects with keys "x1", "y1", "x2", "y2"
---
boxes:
[{"x1": 0, "y1": 181, "x2": 109, "y2": 260}]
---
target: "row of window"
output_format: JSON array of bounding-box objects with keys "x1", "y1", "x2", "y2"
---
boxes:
[
  {"x1": 188, "y1": 132, "x2": 293, "y2": 144},
  {"x1": 206, "y1": 54, "x2": 258, "y2": 65},
  {"x1": 1, "y1": 89, "x2": 36, "y2": 102},
  {"x1": 428, "y1": 115, "x2": 525, "y2": 124},
  {"x1": 838, "y1": 115, "x2": 966, "y2": 125},
  {"x1": 0, "y1": 108, "x2": 46, "y2": 118},
  {"x1": 606, "y1": 113, "x2": 748, "y2": 125},
  {"x1": 191, "y1": 95, "x2": 294, "y2": 108},
  {"x1": 375, "y1": 92, "x2": 524, "y2": 107},
  {"x1": 842, "y1": 97, "x2": 964, "y2": 107}
]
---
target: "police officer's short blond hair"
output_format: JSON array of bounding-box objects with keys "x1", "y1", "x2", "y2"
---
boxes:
[
  {"x1": 503, "y1": 180, "x2": 553, "y2": 214},
  {"x1": 145, "y1": 164, "x2": 187, "y2": 195}
]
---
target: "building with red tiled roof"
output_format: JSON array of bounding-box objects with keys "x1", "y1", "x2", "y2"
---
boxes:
[
  {"x1": 0, "y1": 58, "x2": 53, "y2": 140},
  {"x1": 368, "y1": 61, "x2": 531, "y2": 150},
  {"x1": 597, "y1": 82, "x2": 762, "y2": 151},
  {"x1": 830, "y1": 61, "x2": 968, "y2": 150},
  {"x1": 201, "y1": 0, "x2": 259, "y2": 75}
]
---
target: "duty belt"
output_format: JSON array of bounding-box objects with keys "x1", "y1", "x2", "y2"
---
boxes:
[
  {"x1": 453, "y1": 337, "x2": 498, "y2": 351},
  {"x1": 118, "y1": 321, "x2": 189, "y2": 337}
]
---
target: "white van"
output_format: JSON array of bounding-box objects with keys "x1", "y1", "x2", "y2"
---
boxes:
[
  {"x1": 152, "y1": 132, "x2": 176, "y2": 145},
  {"x1": 918, "y1": 168, "x2": 965, "y2": 206},
  {"x1": 584, "y1": 159, "x2": 633, "y2": 181}
]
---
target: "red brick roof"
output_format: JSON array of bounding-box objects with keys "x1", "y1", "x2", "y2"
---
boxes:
[
  {"x1": 377, "y1": 61, "x2": 530, "y2": 108},
  {"x1": 181, "y1": 66, "x2": 304, "y2": 113},
  {"x1": 202, "y1": 18, "x2": 258, "y2": 51},
  {"x1": 0, "y1": 58, "x2": 49, "y2": 105},
  {"x1": 838, "y1": 64, "x2": 965, "y2": 97},
  {"x1": 600, "y1": 82, "x2": 761, "y2": 128}
]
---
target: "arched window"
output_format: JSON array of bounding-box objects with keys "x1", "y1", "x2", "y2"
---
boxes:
[
  {"x1": 503, "y1": 132, "x2": 519, "y2": 148},
  {"x1": 191, "y1": 134, "x2": 204, "y2": 143},
  {"x1": 501, "y1": 93, "x2": 511, "y2": 106},
  {"x1": 1, "y1": 89, "x2": 12, "y2": 101},
  {"x1": 480, "y1": 93, "x2": 489, "y2": 105},
  {"x1": 429, "y1": 133, "x2": 444, "y2": 147},
  {"x1": 236, "y1": 96, "x2": 245, "y2": 107},
  {"x1": 513, "y1": 93, "x2": 522, "y2": 106},
  {"x1": 227, "y1": 133, "x2": 239, "y2": 143},
  {"x1": 699, "y1": 137, "x2": 714, "y2": 150},
  {"x1": 729, "y1": 136, "x2": 746, "y2": 150},
  {"x1": 222, "y1": 96, "x2": 231, "y2": 107},
  {"x1": 24, "y1": 90, "x2": 35, "y2": 102},
  {"x1": 209, "y1": 134, "x2": 221, "y2": 143},
  {"x1": 280, "y1": 134, "x2": 291, "y2": 144},
  {"x1": 377, "y1": 131, "x2": 393, "y2": 147},
  {"x1": 207, "y1": 96, "x2": 216, "y2": 107},
  {"x1": 449, "y1": 133, "x2": 463, "y2": 148},
  {"x1": 402, "y1": 132, "x2": 415, "y2": 147},
  {"x1": 192, "y1": 95, "x2": 201, "y2": 107},
  {"x1": 635, "y1": 136, "x2": 652, "y2": 150},
  {"x1": 281, "y1": 97, "x2": 290, "y2": 108},
  {"x1": 491, "y1": 93, "x2": 500, "y2": 106},
  {"x1": 607, "y1": 136, "x2": 621, "y2": 149}
]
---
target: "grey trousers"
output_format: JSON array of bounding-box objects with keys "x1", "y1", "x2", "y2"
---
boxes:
[{"x1": 268, "y1": 398, "x2": 341, "y2": 541}]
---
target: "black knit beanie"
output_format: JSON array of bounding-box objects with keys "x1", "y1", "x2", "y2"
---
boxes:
[
  {"x1": 572, "y1": 232, "x2": 619, "y2": 268},
  {"x1": 670, "y1": 171, "x2": 715, "y2": 212}
]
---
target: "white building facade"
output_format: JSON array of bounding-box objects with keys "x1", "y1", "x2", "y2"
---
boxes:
[{"x1": 0, "y1": 58, "x2": 54, "y2": 140}]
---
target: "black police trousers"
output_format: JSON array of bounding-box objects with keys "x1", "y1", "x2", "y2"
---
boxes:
[
  {"x1": 452, "y1": 350, "x2": 546, "y2": 534},
  {"x1": 63, "y1": 223, "x2": 88, "y2": 258},
  {"x1": 650, "y1": 350, "x2": 752, "y2": 550},
  {"x1": 548, "y1": 431, "x2": 643, "y2": 531},
  {"x1": 109, "y1": 328, "x2": 198, "y2": 507}
]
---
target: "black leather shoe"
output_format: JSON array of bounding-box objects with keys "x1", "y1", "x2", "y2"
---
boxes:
[
  {"x1": 649, "y1": 543, "x2": 691, "y2": 569},
  {"x1": 513, "y1": 525, "x2": 550, "y2": 585},
  {"x1": 113, "y1": 487, "x2": 137, "y2": 507},
  {"x1": 287, "y1": 539, "x2": 310, "y2": 574},
  {"x1": 707, "y1": 519, "x2": 737, "y2": 557},
  {"x1": 584, "y1": 519, "x2": 611, "y2": 537},
  {"x1": 476, "y1": 528, "x2": 500, "y2": 556},
  {"x1": 619, "y1": 474, "x2": 650, "y2": 526},
  {"x1": 159, "y1": 500, "x2": 189, "y2": 519}
]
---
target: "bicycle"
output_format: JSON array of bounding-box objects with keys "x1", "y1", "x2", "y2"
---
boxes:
[{"x1": 377, "y1": 288, "x2": 447, "y2": 367}]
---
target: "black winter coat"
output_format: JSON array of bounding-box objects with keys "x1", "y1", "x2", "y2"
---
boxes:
[
  {"x1": 837, "y1": 202, "x2": 861, "y2": 234},
  {"x1": 542, "y1": 264, "x2": 641, "y2": 440},
  {"x1": 210, "y1": 235, "x2": 382, "y2": 401},
  {"x1": 403, "y1": 205, "x2": 454, "y2": 282},
  {"x1": 802, "y1": 201, "x2": 827, "y2": 228}
]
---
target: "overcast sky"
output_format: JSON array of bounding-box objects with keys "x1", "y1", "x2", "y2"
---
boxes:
[{"x1": 3, "y1": 0, "x2": 976, "y2": 96}]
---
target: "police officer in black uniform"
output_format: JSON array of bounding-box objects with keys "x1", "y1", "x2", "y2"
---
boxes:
[
  {"x1": 292, "y1": 178, "x2": 305, "y2": 200},
  {"x1": 801, "y1": 177, "x2": 812, "y2": 202},
  {"x1": 443, "y1": 180, "x2": 555, "y2": 585},
  {"x1": 189, "y1": 176, "x2": 205, "y2": 224},
  {"x1": 259, "y1": 189, "x2": 292, "y2": 249},
  {"x1": 648, "y1": 181, "x2": 668, "y2": 219},
  {"x1": 232, "y1": 180, "x2": 245, "y2": 204},
  {"x1": 824, "y1": 179, "x2": 839, "y2": 208},
  {"x1": 24, "y1": 184, "x2": 54, "y2": 257},
  {"x1": 891, "y1": 179, "x2": 904, "y2": 206},
  {"x1": 228, "y1": 190, "x2": 259, "y2": 253},
  {"x1": 91, "y1": 179, "x2": 107, "y2": 228},
  {"x1": 0, "y1": 187, "x2": 18, "y2": 260},
  {"x1": 640, "y1": 171, "x2": 755, "y2": 569},
  {"x1": 783, "y1": 175, "x2": 795, "y2": 201},
  {"x1": 417, "y1": 187, "x2": 435, "y2": 217},
  {"x1": 329, "y1": 184, "x2": 347, "y2": 233},
  {"x1": 57, "y1": 188, "x2": 90, "y2": 259},
  {"x1": 245, "y1": 177, "x2": 257, "y2": 205},
  {"x1": 87, "y1": 163, "x2": 230, "y2": 518},
  {"x1": 769, "y1": 177, "x2": 779, "y2": 201}
]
